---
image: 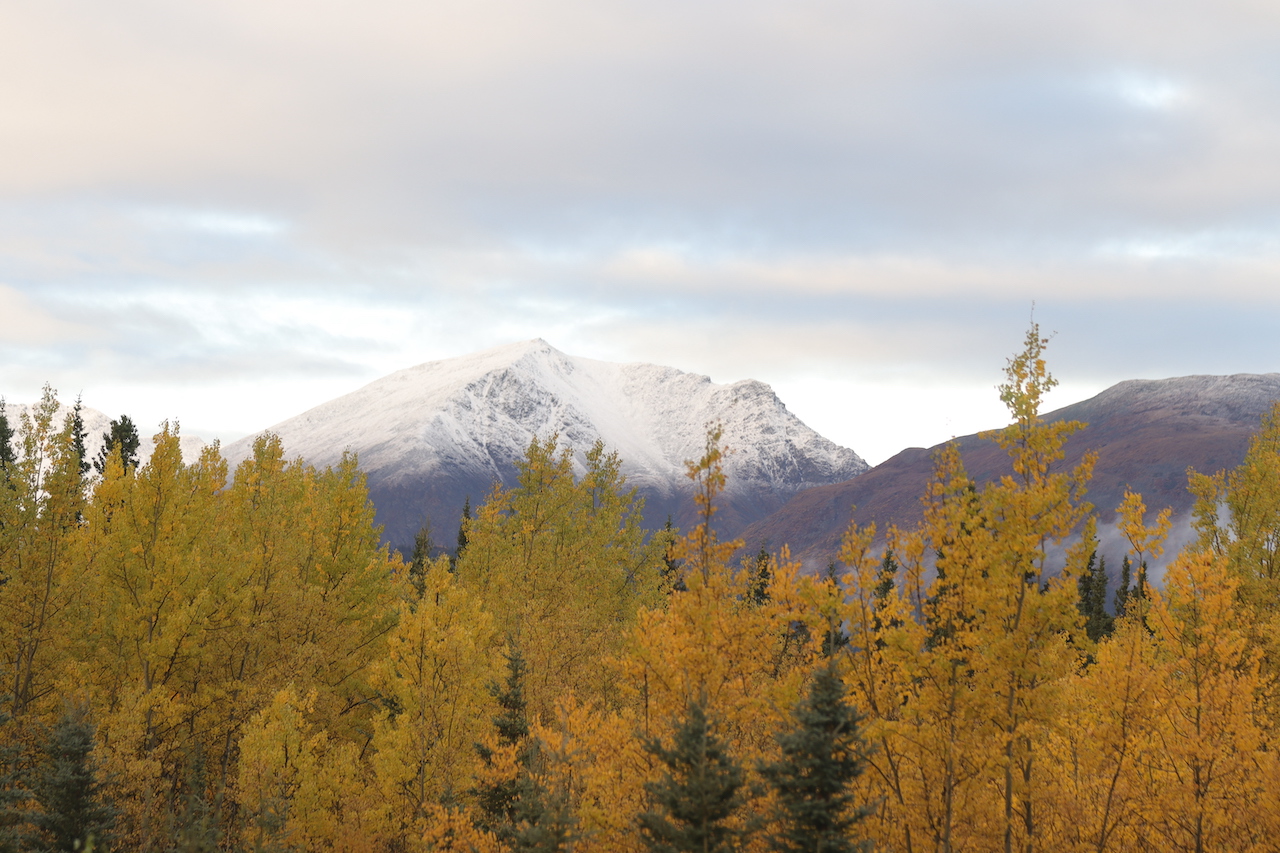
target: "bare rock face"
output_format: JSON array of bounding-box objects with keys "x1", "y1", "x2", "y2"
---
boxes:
[
  {"x1": 740, "y1": 373, "x2": 1280, "y2": 572},
  {"x1": 223, "y1": 340, "x2": 868, "y2": 550}
]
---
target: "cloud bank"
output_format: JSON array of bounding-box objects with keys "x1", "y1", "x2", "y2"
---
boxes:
[{"x1": 2, "y1": 1, "x2": 1279, "y2": 463}]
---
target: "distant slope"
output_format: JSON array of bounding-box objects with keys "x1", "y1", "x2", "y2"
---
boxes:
[
  {"x1": 741, "y1": 374, "x2": 1280, "y2": 569},
  {"x1": 224, "y1": 340, "x2": 868, "y2": 550}
]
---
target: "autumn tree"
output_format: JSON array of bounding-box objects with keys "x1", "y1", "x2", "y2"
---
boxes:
[
  {"x1": 1189, "y1": 401, "x2": 1280, "y2": 679},
  {"x1": 371, "y1": 556, "x2": 498, "y2": 845},
  {"x1": 833, "y1": 326, "x2": 1097, "y2": 852},
  {"x1": 72, "y1": 430, "x2": 399, "y2": 848},
  {"x1": 1135, "y1": 550, "x2": 1270, "y2": 851},
  {"x1": 455, "y1": 436, "x2": 665, "y2": 718},
  {"x1": 0, "y1": 387, "x2": 86, "y2": 721},
  {"x1": 579, "y1": 429, "x2": 822, "y2": 852}
]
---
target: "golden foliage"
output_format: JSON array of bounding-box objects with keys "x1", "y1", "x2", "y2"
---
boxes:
[{"x1": 10, "y1": 333, "x2": 1280, "y2": 852}]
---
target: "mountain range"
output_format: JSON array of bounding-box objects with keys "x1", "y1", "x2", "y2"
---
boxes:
[
  {"x1": 223, "y1": 340, "x2": 868, "y2": 550},
  {"x1": 739, "y1": 373, "x2": 1280, "y2": 571},
  {"x1": 10, "y1": 345, "x2": 1277, "y2": 574}
]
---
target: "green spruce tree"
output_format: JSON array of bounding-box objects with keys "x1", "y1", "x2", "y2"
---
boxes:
[
  {"x1": 164, "y1": 749, "x2": 222, "y2": 853},
  {"x1": 0, "y1": 700, "x2": 27, "y2": 853},
  {"x1": 1114, "y1": 555, "x2": 1132, "y2": 618},
  {"x1": 409, "y1": 520, "x2": 434, "y2": 599},
  {"x1": 1077, "y1": 552, "x2": 1114, "y2": 642},
  {"x1": 91, "y1": 416, "x2": 140, "y2": 476},
  {"x1": 24, "y1": 706, "x2": 118, "y2": 853},
  {"x1": 747, "y1": 545, "x2": 771, "y2": 607},
  {"x1": 473, "y1": 644, "x2": 577, "y2": 851},
  {"x1": 661, "y1": 517, "x2": 686, "y2": 595},
  {"x1": 68, "y1": 398, "x2": 90, "y2": 479},
  {"x1": 0, "y1": 399, "x2": 16, "y2": 478},
  {"x1": 452, "y1": 497, "x2": 471, "y2": 571},
  {"x1": 474, "y1": 644, "x2": 531, "y2": 834},
  {"x1": 637, "y1": 696, "x2": 749, "y2": 853},
  {"x1": 760, "y1": 665, "x2": 872, "y2": 853}
]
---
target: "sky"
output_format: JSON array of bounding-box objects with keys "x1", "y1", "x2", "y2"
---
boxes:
[{"x1": 3, "y1": 1, "x2": 1280, "y2": 465}]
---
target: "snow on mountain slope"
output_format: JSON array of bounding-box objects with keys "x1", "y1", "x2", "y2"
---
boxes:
[
  {"x1": 224, "y1": 339, "x2": 868, "y2": 548},
  {"x1": 2, "y1": 401, "x2": 207, "y2": 466}
]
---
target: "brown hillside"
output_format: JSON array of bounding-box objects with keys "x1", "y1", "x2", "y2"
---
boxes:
[{"x1": 740, "y1": 373, "x2": 1280, "y2": 568}]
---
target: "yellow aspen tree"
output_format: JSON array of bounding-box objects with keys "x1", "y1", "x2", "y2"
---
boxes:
[
  {"x1": 1135, "y1": 550, "x2": 1270, "y2": 852},
  {"x1": 455, "y1": 436, "x2": 665, "y2": 721},
  {"x1": 832, "y1": 521, "x2": 919, "y2": 851},
  {"x1": 219, "y1": 438, "x2": 399, "y2": 738},
  {"x1": 235, "y1": 684, "x2": 392, "y2": 852},
  {"x1": 863, "y1": 448, "x2": 1006, "y2": 853},
  {"x1": 1116, "y1": 489, "x2": 1172, "y2": 581},
  {"x1": 74, "y1": 425, "x2": 232, "y2": 848},
  {"x1": 835, "y1": 327, "x2": 1097, "y2": 853},
  {"x1": 1036, "y1": 490, "x2": 1175, "y2": 851},
  {"x1": 543, "y1": 695, "x2": 651, "y2": 853},
  {"x1": 1188, "y1": 402, "x2": 1280, "y2": 690},
  {"x1": 73, "y1": 431, "x2": 398, "y2": 849},
  {"x1": 0, "y1": 386, "x2": 87, "y2": 721},
  {"x1": 594, "y1": 429, "x2": 822, "y2": 853},
  {"x1": 419, "y1": 802, "x2": 504, "y2": 853},
  {"x1": 371, "y1": 556, "x2": 500, "y2": 848},
  {"x1": 972, "y1": 328, "x2": 1097, "y2": 853},
  {"x1": 1040, "y1": 617, "x2": 1162, "y2": 852}
]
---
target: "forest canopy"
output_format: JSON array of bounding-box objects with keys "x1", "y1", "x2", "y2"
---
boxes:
[{"x1": 2, "y1": 327, "x2": 1280, "y2": 852}]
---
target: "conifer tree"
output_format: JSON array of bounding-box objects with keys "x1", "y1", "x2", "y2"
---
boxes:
[
  {"x1": 1078, "y1": 552, "x2": 1114, "y2": 642},
  {"x1": 761, "y1": 664, "x2": 872, "y2": 853},
  {"x1": 474, "y1": 644, "x2": 532, "y2": 835},
  {"x1": 164, "y1": 750, "x2": 221, "y2": 853},
  {"x1": 454, "y1": 497, "x2": 471, "y2": 569},
  {"x1": 409, "y1": 520, "x2": 434, "y2": 598},
  {"x1": 25, "y1": 706, "x2": 118, "y2": 853},
  {"x1": 91, "y1": 416, "x2": 140, "y2": 476},
  {"x1": 0, "y1": 400, "x2": 15, "y2": 477},
  {"x1": 0, "y1": 702, "x2": 26, "y2": 853},
  {"x1": 68, "y1": 397, "x2": 89, "y2": 479},
  {"x1": 637, "y1": 696, "x2": 748, "y2": 853},
  {"x1": 1114, "y1": 555, "x2": 1133, "y2": 618},
  {"x1": 747, "y1": 545, "x2": 772, "y2": 607},
  {"x1": 474, "y1": 645, "x2": 577, "y2": 851},
  {"x1": 660, "y1": 517, "x2": 686, "y2": 594}
]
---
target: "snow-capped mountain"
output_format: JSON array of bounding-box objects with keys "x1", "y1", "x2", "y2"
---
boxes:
[
  {"x1": 2, "y1": 401, "x2": 206, "y2": 467},
  {"x1": 223, "y1": 339, "x2": 868, "y2": 549}
]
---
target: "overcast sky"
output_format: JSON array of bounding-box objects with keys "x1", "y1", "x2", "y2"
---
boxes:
[{"x1": 3, "y1": 1, "x2": 1280, "y2": 465}]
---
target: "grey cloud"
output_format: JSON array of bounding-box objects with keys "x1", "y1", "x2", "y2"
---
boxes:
[
  {"x1": 6, "y1": 1, "x2": 1280, "y2": 253},
  {"x1": 2, "y1": 0, "x2": 1279, "y2": 449}
]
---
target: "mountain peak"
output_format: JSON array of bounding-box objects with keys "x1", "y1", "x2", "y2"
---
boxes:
[{"x1": 225, "y1": 343, "x2": 868, "y2": 548}]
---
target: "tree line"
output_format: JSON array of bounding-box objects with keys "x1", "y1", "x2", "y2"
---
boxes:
[{"x1": 2, "y1": 326, "x2": 1280, "y2": 851}]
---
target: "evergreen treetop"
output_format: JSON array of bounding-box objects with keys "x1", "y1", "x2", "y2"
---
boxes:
[
  {"x1": 760, "y1": 664, "x2": 872, "y2": 853},
  {"x1": 25, "y1": 706, "x2": 118, "y2": 853},
  {"x1": 91, "y1": 416, "x2": 140, "y2": 476},
  {"x1": 637, "y1": 696, "x2": 749, "y2": 853}
]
